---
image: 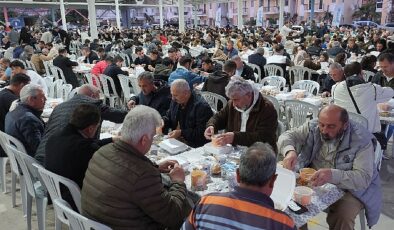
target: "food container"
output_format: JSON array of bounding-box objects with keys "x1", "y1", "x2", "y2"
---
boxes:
[
  {"x1": 299, "y1": 168, "x2": 316, "y2": 185},
  {"x1": 293, "y1": 186, "x2": 313, "y2": 206},
  {"x1": 191, "y1": 169, "x2": 207, "y2": 191}
]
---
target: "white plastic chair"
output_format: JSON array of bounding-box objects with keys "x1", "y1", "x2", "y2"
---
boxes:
[
  {"x1": 50, "y1": 66, "x2": 67, "y2": 83},
  {"x1": 85, "y1": 73, "x2": 102, "y2": 92},
  {"x1": 362, "y1": 70, "x2": 375, "y2": 82},
  {"x1": 260, "y1": 76, "x2": 286, "y2": 90},
  {"x1": 0, "y1": 131, "x2": 27, "y2": 215},
  {"x1": 264, "y1": 64, "x2": 284, "y2": 77},
  {"x1": 200, "y1": 91, "x2": 227, "y2": 113},
  {"x1": 43, "y1": 76, "x2": 54, "y2": 94},
  {"x1": 292, "y1": 80, "x2": 320, "y2": 96},
  {"x1": 288, "y1": 66, "x2": 312, "y2": 86},
  {"x1": 0, "y1": 133, "x2": 9, "y2": 193},
  {"x1": 119, "y1": 53, "x2": 131, "y2": 67},
  {"x1": 285, "y1": 100, "x2": 319, "y2": 129},
  {"x1": 43, "y1": 61, "x2": 53, "y2": 78},
  {"x1": 348, "y1": 112, "x2": 368, "y2": 130},
  {"x1": 49, "y1": 79, "x2": 64, "y2": 99},
  {"x1": 100, "y1": 74, "x2": 121, "y2": 108},
  {"x1": 68, "y1": 87, "x2": 79, "y2": 100},
  {"x1": 118, "y1": 74, "x2": 135, "y2": 106},
  {"x1": 0, "y1": 155, "x2": 7, "y2": 193},
  {"x1": 264, "y1": 95, "x2": 281, "y2": 118},
  {"x1": 248, "y1": 63, "x2": 262, "y2": 83},
  {"x1": 270, "y1": 166, "x2": 296, "y2": 211},
  {"x1": 129, "y1": 74, "x2": 141, "y2": 95},
  {"x1": 53, "y1": 199, "x2": 112, "y2": 230},
  {"x1": 34, "y1": 163, "x2": 82, "y2": 230},
  {"x1": 85, "y1": 73, "x2": 105, "y2": 101},
  {"x1": 10, "y1": 146, "x2": 47, "y2": 230},
  {"x1": 60, "y1": 84, "x2": 73, "y2": 101},
  {"x1": 25, "y1": 60, "x2": 38, "y2": 73}
]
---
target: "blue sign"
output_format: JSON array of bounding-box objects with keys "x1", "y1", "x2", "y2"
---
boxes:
[{"x1": 9, "y1": 17, "x2": 25, "y2": 29}]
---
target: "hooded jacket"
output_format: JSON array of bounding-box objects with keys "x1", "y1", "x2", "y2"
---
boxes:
[{"x1": 201, "y1": 70, "x2": 230, "y2": 99}]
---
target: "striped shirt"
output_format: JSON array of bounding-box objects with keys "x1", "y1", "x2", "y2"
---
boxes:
[{"x1": 182, "y1": 186, "x2": 296, "y2": 230}]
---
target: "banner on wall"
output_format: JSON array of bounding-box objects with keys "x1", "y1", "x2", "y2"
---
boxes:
[
  {"x1": 332, "y1": 3, "x2": 344, "y2": 27},
  {"x1": 215, "y1": 7, "x2": 221, "y2": 27},
  {"x1": 256, "y1": 6, "x2": 264, "y2": 27}
]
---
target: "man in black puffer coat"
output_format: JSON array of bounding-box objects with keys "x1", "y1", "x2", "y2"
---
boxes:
[{"x1": 35, "y1": 84, "x2": 127, "y2": 164}]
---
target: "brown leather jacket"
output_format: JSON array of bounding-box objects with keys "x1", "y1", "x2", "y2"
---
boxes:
[{"x1": 207, "y1": 92, "x2": 278, "y2": 153}]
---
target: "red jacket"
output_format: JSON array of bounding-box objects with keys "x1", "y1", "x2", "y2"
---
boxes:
[{"x1": 91, "y1": 60, "x2": 108, "y2": 76}]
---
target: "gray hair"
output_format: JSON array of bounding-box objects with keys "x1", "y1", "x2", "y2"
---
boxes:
[
  {"x1": 329, "y1": 62, "x2": 343, "y2": 71},
  {"x1": 20, "y1": 84, "x2": 43, "y2": 103},
  {"x1": 231, "y1": 55, "x2": 241, "y2": 61},
  {"x1": 225, "y1": 77, "x2": 253, "y2": 98},
  {"x1": 170, "y1": 79, "x2": 190, "y2": 92},
  {"x1": 137, "y1": 71, "x2": 154, "y2": 83},
  {"x1": 256, "y1": 47, "x2": 265, "y2": 55},
  {"x1": 239, "y1": 142, "x2": 277, "y2": 186},
  {"x1": 121, "y1": 105, "x2": 162, "y2": 145}
]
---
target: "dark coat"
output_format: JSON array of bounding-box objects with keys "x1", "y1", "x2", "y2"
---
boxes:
[
  {"x1": 306, "y1": 45, "x2": 322, "y2": 57},
  {"x1": 53, "y1": 55, "x2": 79, "y2": 88},
  {"x1": 45, "y1": 124, "x2": 111, "y2": 188},
  {"x1": 134, "y1": 55, "x2": 151, "y2": 66},
  {"x1": 154, "y1": 64, "x2": 172, "y2": 82},
  {"x1": 202, "y1": 70, "x2": 230, "y2": 99},
  {"x1": 103, "y1": 63, "x2": 129, "y2": 95},
  {"x1": 163, "y1": 93, "x2": 213, "y2": 147},
  {"x1": 130, "y1": 80, "x2": 171, "y2": 116},
  {"x1": 327, "y1": 46, "x2": 346, "y2": 58},
  {"x1": 81, "y1": 140, "x2": 191, "y2": 230},
  {"x1": 84, "y1": 52, "x2": 99, "y2": 64},
  {"x1": 5, "y1": 103, "x2": 45, "y2": 157},
  {"x1": 0, "y1": 88, "x2": 18, "y2": 157},
  {"x1": 35, "y1": 94, "x2": 127, "y2": 164},
  {"x1": 240, "y1": 63, "x2": 256, "y2": 81},
  {"x1": 206, "y1": 92, "x2": 278, "y2": 152},
  {"x1": 371, "y1": 71, "x2": 394, "y2": 89},
  {"x1": 248, "y1": 53, "x2": 267, "y2": 79}
]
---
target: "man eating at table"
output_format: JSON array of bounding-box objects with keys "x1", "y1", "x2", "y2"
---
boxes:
[
  {"x1": 82, "y1": 105, "x2": 192, "y2": 230},
  {"x1": 163, "y1": 79, "x2": 213, "y2": 147},
  {"x1": 278, "y1": 105, "x2": 381, "y2": 230},
  {"x1": 204, "y1": 77, "x2": 278, "y2": 152},
  {"x1": 182, "y1": 142, "x2": 296, "y2": 230}
]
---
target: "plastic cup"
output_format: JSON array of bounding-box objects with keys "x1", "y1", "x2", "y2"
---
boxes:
[{"x1": 294, "y1": 186, "x2": 314, "y2": 206}]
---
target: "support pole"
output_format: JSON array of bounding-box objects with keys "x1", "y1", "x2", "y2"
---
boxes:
[
  {"x1": 193, "y1": 5, "x2": 198, "y2": 28},
  {"x1": 310, "y1": 0, "x2": 315, "y2": 23},
  {"x1": 178, "y1": 0, "x2": 185, "y2": 32},
  {"x1": 3, "y1": 7, "x2": 9, "y2": 30},
  {"x1": 159, "y1": 0, "x2": 164, "y2": 28},
  {"x1": 59, "y1": 0, "x2": 67, "y2": 31},
  {"x1": 237, "y1": 0, "x2": 243, "y2": 29},
  {"x1": 51, "y1": 7, "x2": 56, "y2": 24},
  {"x1": 87, "y1": 0, "x2": 98, "y2": 39},
  {"x1": 279, "y1": 0, "x2": 284, "y2": 28},
  {"x1": 115, "y1": 0, "x2": 121, "y2": 29}
]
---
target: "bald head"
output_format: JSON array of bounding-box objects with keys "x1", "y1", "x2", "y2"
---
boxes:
[
  {"x1": 77, "y1": 84, "x2": 100, "y2": 99},
  {"x1": 319, "y1": 105, "x2": 349, "y2": 124},
  {"x1": 170, "y1": 79, "x2": 191, "y2": 105},
  {"x1": 318, "y1": 105, "x2": 349, "y2": 141}
]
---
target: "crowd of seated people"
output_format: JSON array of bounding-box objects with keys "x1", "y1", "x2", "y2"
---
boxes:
[{"x1": 1, "y1": 21, "x2": 394, "y2": 230}]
